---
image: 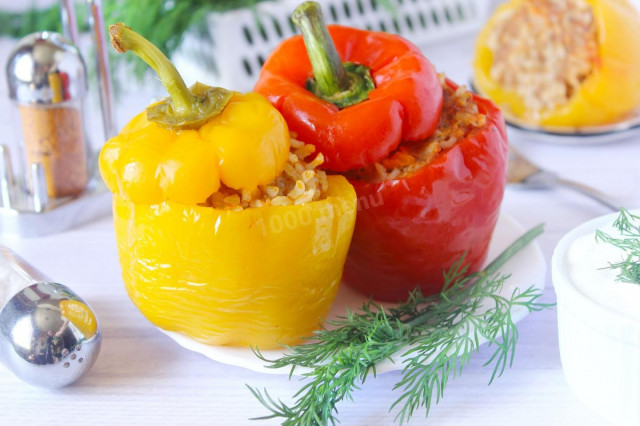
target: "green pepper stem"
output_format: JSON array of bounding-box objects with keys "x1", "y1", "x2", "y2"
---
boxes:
[
  {"x1": 292, "y1": 2, "x2": 374, "y2": 109},
  {"x1": 109, "y1": 23, "x2": 194, "y2": 115},
  {"x1": 292, "y1": 2, "x2": 348, "y2": 95}
]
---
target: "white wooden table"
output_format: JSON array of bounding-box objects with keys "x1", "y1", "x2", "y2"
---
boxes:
[{"x1": 0, "y1": 12, "x2": 639, "y2": 426}]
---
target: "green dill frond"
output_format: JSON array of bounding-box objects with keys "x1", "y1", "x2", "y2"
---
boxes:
[
  {"x1": 247, "y1": 223, "x2": 553, "y2": 425},
  {"x1": 596, "y1": 208, "x2": 640, "y2": 285}
]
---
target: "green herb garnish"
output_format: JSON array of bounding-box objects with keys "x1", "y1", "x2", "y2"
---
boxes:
[
  {"x1": 595, "y1": 208, "x2": 640, "y2": 285},
  {"x1": 247, "y1": 223, "x2": 551, "y2": 425}
]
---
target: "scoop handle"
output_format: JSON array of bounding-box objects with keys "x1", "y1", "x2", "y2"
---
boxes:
[{"x1": 0, "y1": 245, "x2": 51, "y2": 287}]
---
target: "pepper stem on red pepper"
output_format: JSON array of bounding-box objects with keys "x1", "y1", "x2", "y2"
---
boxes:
[
  {"x1": 109, "y1": 23, "x2": 233, "y2": 130},
  {"x1": 292, "y1": 1, "x2": 375, "y2": 109}
]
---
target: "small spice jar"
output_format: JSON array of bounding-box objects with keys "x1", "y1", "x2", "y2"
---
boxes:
[{"x1": 6, "y1": 32, "x2": 90, "y2": 199}]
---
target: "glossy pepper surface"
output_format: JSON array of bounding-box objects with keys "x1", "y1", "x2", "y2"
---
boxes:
[
  {"x1": 255, "y1": 4, "x2": 508, "y2": 302},
  {"x1": 100, "y1": 91, "x2": 291, "y2": 205},
  {"x1": 344, "y1": 81, "x2": 508, "y2": 302},
  {"x1": 255, "y1": 14, "x2": 443, "y2": 172},
  {"x1": 100, "y1": 24, "x2": 357, "y2": 348},
  {"x1": 113, "y1": 177, "x2": 356, "y2": 348},
  {"x1": 474, "y1": 0, "x2": 640, "y2": 127}
]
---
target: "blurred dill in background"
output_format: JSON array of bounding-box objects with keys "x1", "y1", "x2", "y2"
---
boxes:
[{"x1": 0, "y1": 0, "x2": 270, "y2": 78}]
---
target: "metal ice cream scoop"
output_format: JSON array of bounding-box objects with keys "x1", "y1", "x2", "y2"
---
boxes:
[{"x1": 0, "y1": 246, "x2": 101, "y2": 387}]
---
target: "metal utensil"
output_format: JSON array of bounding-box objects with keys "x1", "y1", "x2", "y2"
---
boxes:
[
  {"x1": 0, "y1": 246, "x2": 101, "y2": 387},
  {"x1": 507, "y1": 146, "x2": 621, "y2": 210},
  {"x1": 60, "y1": 0, "x2": 117, "y2": 141}
]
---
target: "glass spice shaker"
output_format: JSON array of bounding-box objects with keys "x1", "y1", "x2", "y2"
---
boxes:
[{"x1": 6, "y1": 32, "x2": 90, "y2": 200}]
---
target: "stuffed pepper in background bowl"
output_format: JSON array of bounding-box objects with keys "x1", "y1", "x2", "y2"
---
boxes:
[
  {"x1": 473, "y1": 0, "x2": 640, "y2": 128},
  {"x1": 99, "y1": 24, "x2": 356, "y2": 348},
  {"x1": 255, "y1": 2, "x2": 508, "y2": 302}
]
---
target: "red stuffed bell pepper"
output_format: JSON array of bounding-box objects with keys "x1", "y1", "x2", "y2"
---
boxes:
[
  {"x1": 255, "y1": 2, "x2": 508, "y2": 302},
  {"x1": 344, "y1": 79, "x2": 508, "y2": 301},
  {"x1": 254, "y1": 3, "x2": 443, "y2": 172}
]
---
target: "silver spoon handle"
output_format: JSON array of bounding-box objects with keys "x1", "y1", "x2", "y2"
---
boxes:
[
  {"x1": 555, "y1": 177, "x2": 622, "y2": 211},
  {"x1": 87, "y1": 0, "x2": 117, "y2": 140}
]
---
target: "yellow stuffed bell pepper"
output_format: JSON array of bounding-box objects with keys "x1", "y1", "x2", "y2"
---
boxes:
[
  {"x1": 101, "y1": 24, "x2": 356, "y2": 348},
  {"x1": 474, "y1": 0, "x2": 640, "y2": 127}
]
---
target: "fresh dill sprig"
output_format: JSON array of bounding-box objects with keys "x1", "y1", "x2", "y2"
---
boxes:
[
  {"x1": 595, "y1": 208, "x2": 640, "y2": 285},
  {"x1": 247, "y1": 223, "x2": 551, "y2": 425}
]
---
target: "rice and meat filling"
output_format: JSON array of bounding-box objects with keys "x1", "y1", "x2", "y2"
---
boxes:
[
  {"x1": 349, "y1": 76, "x2": 486, "y2": 182},
  {"x1": 202, "y1": 77, "x2": 486, "y2": 201},
  {"x1": 200, "y1": 139, "x2": 329, "y2": 210},
  {"x1": 487, "y1": 0, "x2": 598, "y2": 119}
]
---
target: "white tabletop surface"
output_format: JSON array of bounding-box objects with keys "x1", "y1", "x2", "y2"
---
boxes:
[{"x1": 1, "y1": 6, "x2": 639, "y2": 425}]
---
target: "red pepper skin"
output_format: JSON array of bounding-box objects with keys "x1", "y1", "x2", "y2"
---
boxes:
[
  {"x1": 254, "y1": 25, "x2": 443, "y2": 172},
  {"x1": 343, "y1": 85, "x2": 508, "y2": 302}
]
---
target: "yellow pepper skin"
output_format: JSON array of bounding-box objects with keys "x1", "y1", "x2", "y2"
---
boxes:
[
  {"x1": 99, "y1": 92, "x2": 290, "y2": 205},
  {"x1": 112, "y1": 176, "x2": 356, "y2": 349},
  {"x1": 201, "y1": 93, "x2": 290, "y2": 190},
  {"x1": 474, "y1": 0, "x2": 640, "y2": 127},
  {"x1": 103, "y1": 24, "x2": 357, "y2": 349}
]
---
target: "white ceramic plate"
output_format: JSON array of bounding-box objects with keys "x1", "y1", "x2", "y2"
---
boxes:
[{"x1": 160, "y1": 213, "x2": 546, "y2": 375}]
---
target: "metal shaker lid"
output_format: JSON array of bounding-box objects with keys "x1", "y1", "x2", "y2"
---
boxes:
[{"x1": 6, "y1": 32, "x2": 87, "y2": 104}]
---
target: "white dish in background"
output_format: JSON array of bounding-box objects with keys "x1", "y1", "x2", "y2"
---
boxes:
[
  {"x1": 469, "y1": 81, "x2": 640, "y2": 145},
  {"x1": 552, "y1": 211, "x2": 640, "y2": 426},
  {"x1": 160, "y1": 213, "x2": 546, "y2": 375},
  {"x1": 504, "y1": 110, "x2": 640, "y2": 145}
]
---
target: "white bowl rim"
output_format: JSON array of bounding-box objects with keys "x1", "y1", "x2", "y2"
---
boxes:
[{"x1": 552, "y1": 209, "x2": 640, "y2": 330}]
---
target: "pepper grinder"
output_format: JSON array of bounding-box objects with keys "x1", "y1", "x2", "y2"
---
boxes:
[
  {"x1": 0, "y1": 0, "x2": 115, "y2": 237},
  {"x1": 0, "y1": 246, "x2": 101, "y2": 387},
  {"x1": 6, "y1": 31, "x2": 90, "y2": 201}
]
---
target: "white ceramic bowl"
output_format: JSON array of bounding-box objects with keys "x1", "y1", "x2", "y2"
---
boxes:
[{"x1": 552, "y1": 211, "x2": 640, "y2": 426}]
